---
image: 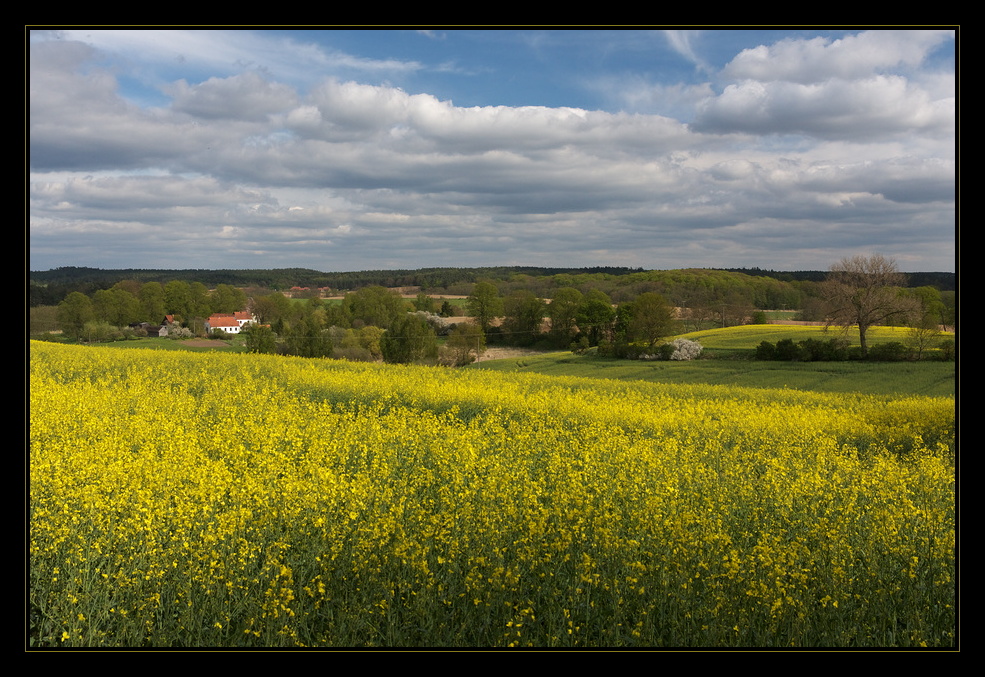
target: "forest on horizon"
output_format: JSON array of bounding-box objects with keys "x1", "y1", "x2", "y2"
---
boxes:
[{"x1": 28, "y1": 265, "x2": 955, "y2": 308}]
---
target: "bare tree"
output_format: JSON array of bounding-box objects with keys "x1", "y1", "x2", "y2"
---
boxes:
[{"x1": 822, "y1": 255, "x2": 917, "y2": 359}]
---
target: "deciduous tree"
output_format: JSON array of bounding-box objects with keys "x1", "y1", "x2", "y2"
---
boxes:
[
  {"x1": 465, "y1": 281, "x2": 503, "y2": 334},
  {"x1": 285, "y1": 316, "x2": 333, "y2": 358},
  {"x1": 345, "y1": 286, "x2": 406, "y2": 329},
  {"x1": 250, "y1": 292, "x2": 292, "y2": 326},
  {"x1": 576, "y1": 290, "x2": 615, "y2": 346},
  {"x1": 381, "y1": 314, "x2": 438, "y2": 364},
  {"x1": 547, "y1": 287, "x2": 583, "y2": 347},
  {"x1": 164, "y1": 280, "x2": 192, "y2": 322},
  {"x1": 624, "y1": 292, "x2": 675, "y2": 348},
  {"x1": 57, "y1": 291, "x2": 95, "y2": 339},
  {"x1": 188, "y1": 282, "x2": 213, "y2": 321},
  {"x1": 210, "y1": 284, "x2": 247, "y2": 314},
  {"x1": 413, "y1": 292, "x2": 436, "y2": 313},
  {"x1": 139, "y1": 282, "x2": 166, "y2": 323},
  {"x1": 244, "y1": 324, "x2": 278, "y2": 354},
  {"x1": 443, "y1": 322, "x2": 486, "y2": 365},
  {"x1": 92, "y1": 287, "x2": 140, "y2": 327},
  {"x1": 822, "y1": 255, "x2": 918, "y2": 359},
  {"x1": 502, "y1": 290, "x2": 545, "y2": 346}
]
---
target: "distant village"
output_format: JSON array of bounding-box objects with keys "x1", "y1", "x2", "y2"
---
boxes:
[
  {"x1": 129, "y1": 310, "x2": 257, "y2": 338},
  {"x1": 125, "y1": 288, "x2": 326, "y2": 338}
]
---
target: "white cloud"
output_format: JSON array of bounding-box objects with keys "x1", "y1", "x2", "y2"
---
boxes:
[
  {"x1": 28, "y1": 30, "x2": 956, "y2": 272},
  {"x1": 694, "y1": 74, "x2": 954, "y2": 139},
  {"x1": 167, "y1": 72, "x2": 299, "y2": 121},
  {"x1": 690, "y1": 30, "x2": 955, "y2": 143},
  {"x1": 722, "y1": 30, "x2": 954, "y2": 84}
]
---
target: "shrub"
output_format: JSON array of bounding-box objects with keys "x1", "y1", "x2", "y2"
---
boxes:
[
  {"x1": 867, "y1": 341, "x2": 912, "y2": 362},
  {"x1": 775, "y1": 338, "x2": 808, "y2": 361},
  {"x1": 756, "y1": 340, "x2": 777, "y2": 361},
  {"x1": 937, "y1": 338, "x2": 955, "y2": 361},
  {"x1": 608, "y1": 338, "x2": 704, "y2": 361},
  {"x1": 657, "y1": 343, "x2": 676, "y2": 360},
  {"x1": 801, "y1": 338, "x2": 850, "y2": 362},
  {"x1": 81, "y1": 321, "x2": 122, "y2": 343},
  {"x1": 614, "y1": 342, "x2": 650, "y2": 360},
  {"x1": 29, "y1": 332, "x2": 67, "y2": 344},
  {"x1": 485, "y1": 326, "x2": 505, "y2": 345},
  {"x1": 668, "y1": 338, "x2": 703, "y2": 360},
  {"x1": 757, "y1": 338, "x2": 852, "y2": 362},
  {"x1": 332, "y1": 345, "x2": 375, "y2": 362},
  {"x1": 411, "y1": 310, "x2": 452, "y2": 336},
  {"x1": 168, "y1": 326, "x2": 194, "y2": 339},
  {"x1": 570, "y1": 336, "x2": 591, "y2": 354},
  {"x1": 595, "y1": 338, "x2": 614, "y2": 357}
]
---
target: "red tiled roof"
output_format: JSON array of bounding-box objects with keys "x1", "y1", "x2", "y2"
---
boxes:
[{"x1": 207, "y1": 316, "x2": 240, "y2": 328}]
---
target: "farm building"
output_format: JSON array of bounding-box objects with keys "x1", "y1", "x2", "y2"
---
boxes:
[
  {"x1": 204, "y1": 311, "x2": 255, "y2": 335},
  {"x1": 127, "y1": 322, "x2": 169, "y2": 337}
]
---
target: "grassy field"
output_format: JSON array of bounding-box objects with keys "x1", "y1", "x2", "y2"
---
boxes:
[
  {"x1": 30, "y1": 342, "x2": 955, "y2": 648},
  {"x1": 40, "y1": 321, "x2": 957, "y2": 397},
  {"x1": 678, "y1": 324, "x2": 928, "y2": 356},
  {"x1": 473, "y1": 325, "x2": 955, "y2": 397}
]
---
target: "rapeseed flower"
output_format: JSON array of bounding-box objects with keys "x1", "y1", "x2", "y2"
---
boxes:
[{"x1": 29, "y1": 341, "x2": 954, "y2": 648}]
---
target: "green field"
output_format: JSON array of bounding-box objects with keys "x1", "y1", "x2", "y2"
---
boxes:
[
  {"x1": 678, "y1": 324, "x2": 927, "y2": 355},
  {"x1": 40, "y1": 322, "x2": 956, "y2": 396},
  {"x1": 472, "y1": 325, "x2": 955, "y2": 397}
]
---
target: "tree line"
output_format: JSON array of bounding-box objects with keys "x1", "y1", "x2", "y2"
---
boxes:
[
  {"x1": 41, "y1": 257, "x2": 955, "y2": 364},
  {"x1": 235, "y1": 283, "x2": 668, "y2": 365},
  {"x1": 241, "y1": 287, "x2": 483, "y2": 366},
  {"x1": 29, "y1": 265, "x2": 647, "y2": 306},
  {"x1": 28, "y1": 265, "x2": 955, "y2": 307},
  {"x1": 243, "y1": 257, "x2": 954, "y2": 364},
  {"x1": 53, "y1": 280, "x2": 248, "y2": 341}
]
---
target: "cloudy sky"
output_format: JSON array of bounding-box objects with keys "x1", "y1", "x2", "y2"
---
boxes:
[{"x1": 28, "y1": 28, "x2": 956, "y2": 273}]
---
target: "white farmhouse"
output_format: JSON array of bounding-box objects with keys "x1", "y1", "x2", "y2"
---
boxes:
[{"x1": 204, "y1": 311, "x2": 255, "y2": 335}]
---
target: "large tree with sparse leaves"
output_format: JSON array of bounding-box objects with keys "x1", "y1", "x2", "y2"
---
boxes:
[{"x1": 822, "y1": 255, "x2": 918, "y2": 359}]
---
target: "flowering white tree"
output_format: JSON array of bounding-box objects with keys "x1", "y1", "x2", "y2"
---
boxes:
[{"x1": 669, "y1": 338, "x2": 703, "y2": 361}]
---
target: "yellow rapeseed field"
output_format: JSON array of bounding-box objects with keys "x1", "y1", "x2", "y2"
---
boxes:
[{"x1": 29, "y1": 341, "x2": 955, "y2": 648}]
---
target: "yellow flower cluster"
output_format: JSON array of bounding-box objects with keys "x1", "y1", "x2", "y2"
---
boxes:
[{"x1": 29, "y1": 342, "x2": 954, "y2": 647}]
